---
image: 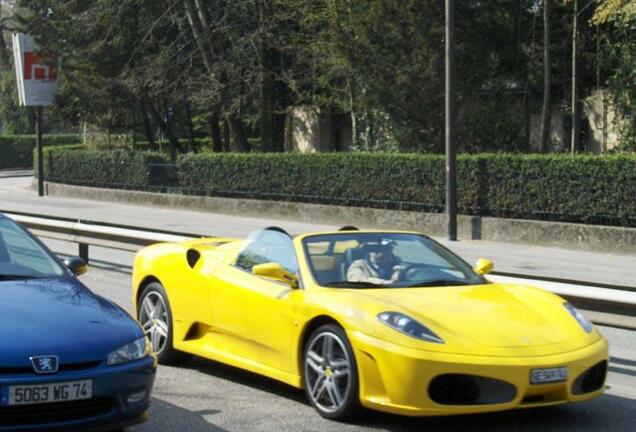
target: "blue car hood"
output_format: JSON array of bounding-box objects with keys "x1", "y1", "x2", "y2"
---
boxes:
[{"x1": 0, "y1": 277, "x2": 142, "y2": 368}]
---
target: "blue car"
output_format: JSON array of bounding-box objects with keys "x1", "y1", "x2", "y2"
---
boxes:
[{"x1": 0, "y1": 213, "x2": 156, "y2": 431}]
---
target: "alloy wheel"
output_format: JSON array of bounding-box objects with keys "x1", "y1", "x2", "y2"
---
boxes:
[
  {"x1": 304, "y1": 331, "x2": 352, "y2": 413},
  {"x1": 139, "y1": 291, "x2": 169, "y2": 355}
]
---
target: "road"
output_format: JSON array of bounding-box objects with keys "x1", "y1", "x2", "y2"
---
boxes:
[{"x1": 42, "y1": 238, "x2": 636, "y2": 432}]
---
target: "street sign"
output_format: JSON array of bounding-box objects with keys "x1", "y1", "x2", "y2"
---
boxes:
[{"x1": 12, "y1": 33, "x2": 60, "y2": 106}]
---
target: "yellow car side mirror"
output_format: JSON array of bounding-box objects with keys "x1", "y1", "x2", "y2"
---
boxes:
[
  {"x1": 252, "y1": 263, "x2": 299, "y2": 288},
  {"x1": 474, "y1": 258, "x2": 493, "y2": 275}
]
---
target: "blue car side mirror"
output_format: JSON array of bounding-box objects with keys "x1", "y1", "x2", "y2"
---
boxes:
[{"x1": 64, "y1": 256, "x2": 88, "y2": 276}]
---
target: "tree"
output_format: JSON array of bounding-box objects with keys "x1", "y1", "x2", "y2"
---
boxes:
[
  {"x1": 11, "y1": 0, "x2": 628, "y2": 155},
  {"x1": 601, "y1": 9, "x2": 636, "y2": 149},
  {"x1": 540, "y1": 0, "x2": 552, "y2": 152},
  {"x1": 593, "y1": 0, "x2": 636, "y2": 23}
]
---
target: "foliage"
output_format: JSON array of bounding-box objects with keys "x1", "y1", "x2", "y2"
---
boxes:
[
  {"x1": 592, "y1": 0, "x2": 636, "y2": 23},
  {"x1": 0, "y1": 0, "x2": 631, "y2": 153},
  {"x1": 602, "y1": 13, "x2": 636, "y2": 150},
  {"x1": 39, "y1": 147, "x2": 174, "y2": 190},
  {"x1": 0, "y1": 134, "x2": 81, "y2": 168},
  {"x1": 175, "y1": 152, "x2": 636, "y2": 226}
]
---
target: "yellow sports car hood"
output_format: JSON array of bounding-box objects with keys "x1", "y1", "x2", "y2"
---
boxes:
[
  {"x1": 323, "y1": 282, "x2": 602, "y2": 357},
  {"x1": 370, "y1": 284, "x2": 565, "y2": 347}
]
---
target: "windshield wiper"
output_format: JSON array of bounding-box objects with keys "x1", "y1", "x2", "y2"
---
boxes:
[
  {"x1": 0, "y1": 274, "x2": 39, "y2": 281},
  {"x1": 322, "y1": 281, "x2": 385, "y2": 288},
  {"x1": 401, "y1": 279, "x2": 472, "y2": 288}
]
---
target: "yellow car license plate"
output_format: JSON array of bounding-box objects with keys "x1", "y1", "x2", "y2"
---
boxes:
[
  {"x1": 530, "y1": 367, "x2": 568, "y2": 384},
  {"x1": 8, "y1": 379, "x2": 92, "y2": 405}
]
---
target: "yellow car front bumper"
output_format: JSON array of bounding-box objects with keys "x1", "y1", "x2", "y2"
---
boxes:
[{"x1": 350, "y1": 331, "x2": 608, "y2": 416}]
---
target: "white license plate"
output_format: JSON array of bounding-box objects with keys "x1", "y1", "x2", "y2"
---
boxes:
[
  {"x1": 530, "y1": 367, "x2": 568, "y2": 384},
  {"x1": 8, "y1": 379, "x2": 92, "y2": 405}
]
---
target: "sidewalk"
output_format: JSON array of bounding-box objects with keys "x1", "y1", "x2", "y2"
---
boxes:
[
  {"x1": 0, "y1": 169, "x2": 32, "y2": 178},
  {"x1": 0, "y1": 175, "x2": 634, "y2": 287}
]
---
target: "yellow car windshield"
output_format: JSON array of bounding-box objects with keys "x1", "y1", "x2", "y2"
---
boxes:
[{"x1": 302, "y1": 233, "x2": 486, "y2": 288}]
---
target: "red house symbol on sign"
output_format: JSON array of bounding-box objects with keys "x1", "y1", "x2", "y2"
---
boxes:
[{"x1": 23, "y1": 52, "x2": 58, "y2": 81}]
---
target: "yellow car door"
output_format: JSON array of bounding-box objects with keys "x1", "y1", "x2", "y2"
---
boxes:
[
  {"x1": 207, "y1": 229, "x2": 302, "y2": 374},
  {"x1": 210, "y1": 266, "x2": 301, "y2": 373}
]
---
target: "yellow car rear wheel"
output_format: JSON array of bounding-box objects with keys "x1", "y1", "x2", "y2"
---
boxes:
[{"x1": 138, "y1": 282, "x2": 189, "y2": 364}]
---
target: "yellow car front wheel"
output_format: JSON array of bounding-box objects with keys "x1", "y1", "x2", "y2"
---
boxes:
[{"x1": 303, "y1": 324, "x2": 361, "y2": 420}]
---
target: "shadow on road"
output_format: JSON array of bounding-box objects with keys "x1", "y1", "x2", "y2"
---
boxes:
[
  {"x1": 183, "y1": 357, "x2": 307, "y2": 404},
  {"x1": 155, "y1": 355, "x2": 634, "y2": 432},
  {"x1": 130, "y1": 397, "x2": 229, "y2": 432},
  {"x1": 133, "y1": 392, "x2": 633, "y2": 432},
  {"x1": 351, "y1": 395, "x2": 634, "y2": 432}
]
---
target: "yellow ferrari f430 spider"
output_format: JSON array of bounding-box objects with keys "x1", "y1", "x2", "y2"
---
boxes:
[{"x1": 132, "y1": 227, "x2": 608, "y2": 420}]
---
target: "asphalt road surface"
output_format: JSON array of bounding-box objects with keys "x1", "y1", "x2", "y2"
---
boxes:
[{"x1": 38, "y1": 238, "x2": 636, "y2": 432}]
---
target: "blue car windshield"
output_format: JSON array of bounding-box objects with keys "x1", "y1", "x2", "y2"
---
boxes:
[
  {"x1": 303, "y1": 233, "x2": 487, "y2": 288},
  {"x1": 0, "y1": 218, "x2": 66, "y2": 279}
]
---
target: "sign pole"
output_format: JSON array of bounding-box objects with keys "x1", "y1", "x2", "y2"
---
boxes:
[
  {"x1": 35, "y1": 106, "x2": 44, "y2": 196},
  {"x1": 445, "y1": 0, "x2": 457, "y2": 241}
]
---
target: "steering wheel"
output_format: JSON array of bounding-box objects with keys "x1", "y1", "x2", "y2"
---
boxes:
[{"x1": 398, "y1": 263, "x2": 435, "y2": 281}]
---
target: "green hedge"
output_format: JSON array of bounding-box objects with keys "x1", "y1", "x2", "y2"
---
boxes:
[
  {"x1": 41, "y1": 148, "x2": 636, "y2": 227},
  {"x1": 178, "y1": 153, "x2": 636, "y2": 226},
  {"x1": 41, "y1": 148, "x2": 174, "y2": 190},
  {"x1": 178, "y1": 152, "x2": 448, "y2": 210},
  {"x1": 0, "y1": 134, "x2": 81, "y2": 169}
]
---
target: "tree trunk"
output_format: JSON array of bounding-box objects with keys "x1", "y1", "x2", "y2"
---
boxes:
[
  {"x1": 209, "y1": 112, "x2": 223, "y2": 152},
  {"x1": 273, "y1": 112, "x2": 286, "y2": 152},
  {"x1": 540, "y1": 0, "x2": 552, "y2": 153},
  {"x1": 182, "y1": 86, "x2": 197, "y2": 152},
  {"x1": 148, "y1": 102, "x2": 181, "y2": 161},
  {"x1": 183, "y1": 0, "x2": 215, "y2": 75},
  {"x1": 347, "y1": 78, "x2": 357, "y2": 149},
  {"x1": 259, "y1": 0, "x2": 275, "y2": 152},
  {"x1": 570, "y1": 0, "x2": 579, "y2": 155},
  {"x1": 163, "y1": 99, "x2": 181, "y2": 154},
  {"x1": 223, "y1": 118, "x2": 231, "y2": 152},
  {"x1": 140, "y1": 98, "x2": 156, "y2": 149},
  {"x1": 227, "y1": 114, "x2": 250, "y2": 152}
]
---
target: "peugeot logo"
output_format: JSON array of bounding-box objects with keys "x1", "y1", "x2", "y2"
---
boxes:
[{"x1": 30, "y1": 355, "x2": 59, "y2": 374}]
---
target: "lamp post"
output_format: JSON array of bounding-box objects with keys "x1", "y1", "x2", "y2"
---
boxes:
[{"x1": 446, "y1": 0, "x2": 457, "y2": 241}]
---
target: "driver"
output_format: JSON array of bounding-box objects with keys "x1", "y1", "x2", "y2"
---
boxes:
[{"x1": 346, "y1": 241, "x2": 403, "y2": 285}]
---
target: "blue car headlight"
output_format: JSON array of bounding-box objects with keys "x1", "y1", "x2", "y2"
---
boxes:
[
  {"x1": 107, "y1": 337, "x2": 150, "y2": 366},
  {"x1": 564, "y1": 303, "x2": 594, "y2": 333},
  {"x1": 378, "y1": 311, "x2": 444, "y2": 344}
]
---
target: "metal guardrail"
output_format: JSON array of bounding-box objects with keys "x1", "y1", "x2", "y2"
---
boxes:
[
  {"x1": 3, "y1": 210, "x2": 201, "y2": 262},
  {"x1": 3, "y1": 209, "x2": 635, "y2": 329}
]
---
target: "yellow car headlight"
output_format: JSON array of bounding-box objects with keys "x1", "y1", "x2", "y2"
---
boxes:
[
  {"x1": 564, "y1": 303, "x2": 594, "y2": 333},
  {"x1": 378, "y1": 311, "x2": 444, "y2": 344}
]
